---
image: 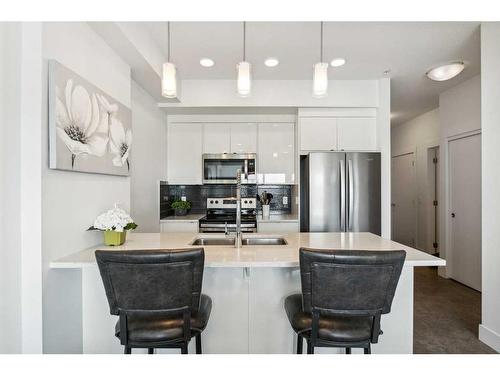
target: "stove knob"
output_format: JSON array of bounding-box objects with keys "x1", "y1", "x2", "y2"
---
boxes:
[
  {"x1": 210, "y1": 200, "x2": 214, "y2": 204},
  {"x1": 244, "y1": 200, "x2": 248, "y2": 204},
  {"x1": 215, "y1": 200, "x2": 219, "y2": 204}
]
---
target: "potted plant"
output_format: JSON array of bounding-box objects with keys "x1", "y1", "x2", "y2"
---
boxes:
[
  {"x1": 88, "y1": 205, "x2": 138, "y2": 246},
  {"x1": 171, "y1": 199, "x2": 192, "y2": 216}
]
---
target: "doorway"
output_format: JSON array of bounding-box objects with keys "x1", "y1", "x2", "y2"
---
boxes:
[
  {"x1": 391, "y1": 152, "x2": 417, "y2": 247},
  {"x1": 448, "y1": 133, "x2": 481, "y2": 291}
]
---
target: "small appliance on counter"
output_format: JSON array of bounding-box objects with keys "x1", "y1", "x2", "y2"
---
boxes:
[
  {"x1": 199, "y1": 197, "x2": 257, "y2": 233},
  {"x1": 202, "y1": 153, "x2": 256, "y2": 184}
]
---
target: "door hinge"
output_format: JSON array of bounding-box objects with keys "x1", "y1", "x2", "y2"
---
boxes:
[
  {"x1": 411, "y1": 161, "x2": 415, "y2": 167},
  {"x1": 433, "y1": 157, "x2": 438, "y2": 164},
  {"x1": 433, "y1": 200, "x2": 438, "y2": 206},
  {"x1": 433, "y1": 242, "x2": 438, "y2": 249}
]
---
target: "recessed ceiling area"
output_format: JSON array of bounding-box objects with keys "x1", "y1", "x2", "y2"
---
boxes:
[{"x1": 144, "y1": 22, "x2": 480, "y2": 126}]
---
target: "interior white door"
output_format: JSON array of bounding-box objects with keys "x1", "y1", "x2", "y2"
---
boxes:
[
  {"x1": 449, "y1": 134, "x2": 481, "y2": 291},
  {"x1": 391, "y1": 153, "x2": 417, "y2": 247}
]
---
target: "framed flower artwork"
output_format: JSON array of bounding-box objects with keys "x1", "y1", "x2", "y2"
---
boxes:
[{"x1": 48, "y1": 60, "x2": 132, "y2": 176}]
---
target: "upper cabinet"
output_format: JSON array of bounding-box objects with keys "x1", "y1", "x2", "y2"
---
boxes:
[
  {"x1": 167, "y1": 123, "x2": 203, "y2": 184},
  {"x1": 202, "y1": 123, "x2": 257, "y2": 154},
  {"x1": 203, "y1": 123, "x2": 231, "y2": 153},
  {"x1": 299, "y1": 117, "x2": 337, "y2": 151},
  {"x1": 300, "y1": 116, "x2": 377, "y2": 152},
  {"x1": 230, "y1": 123, "x2": 257, "y2": 153},
  {"x1": 257, "y1": 123, "x2": 295, "y2": 184}
]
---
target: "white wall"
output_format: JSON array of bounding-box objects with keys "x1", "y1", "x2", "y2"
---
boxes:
[
  {"x1": 41, "y1": 22, "x2": 131, "y2": 353},
  {"x1": 0, "y1": 22, "x2": 22, "y2": 354},
  {"x1": 392, "y1": 108, "x2": 440, "y2": 252},
  {"x1": 130, "y1": 80, "x2": 167, "y2": 232},
  {"x1": 479, "y1": 22, "x2": 500, "y2": 352},
  {"x1": 438, "y1": 75, "x2": 481, "y2": 278}
]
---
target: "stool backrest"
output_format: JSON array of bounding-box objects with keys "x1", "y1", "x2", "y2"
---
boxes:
[
  {"x1": 299, "y1": 248, "x2": 406, "y2": 316},
  {"x1": 96, "y1": 248, "x2": 204, "y2": 315}
]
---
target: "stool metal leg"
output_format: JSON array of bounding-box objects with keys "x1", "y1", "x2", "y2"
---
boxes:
[
  {"x1": 364, "y1": 344, "x2": 371, "y2": 354},
  {"x1": 196, "y1": 334, "x2": 202, "y2": 354},
  {"x1": 306, "y1": 340, "x2": 314, "y2": 354},
  {"x1": 124, "y1": 346, "x2": 131, "y2": 354},
  {"x1": 296, "y1": 335, "x2": 303, "y2": 354},
  {"x1": 345, "y1": 347, "x2": 351, "y2": 354},
  {"x1": 181, "y1": 342, "x2": 188, "y2": 354},
  {"x1": 148, "y1": 348, "x2": 154, "y2": 354}
]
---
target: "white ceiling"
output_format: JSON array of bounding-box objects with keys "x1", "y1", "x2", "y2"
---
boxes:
[{"x1": 143, "y1": 22, "x2": 480, "y2": 126}]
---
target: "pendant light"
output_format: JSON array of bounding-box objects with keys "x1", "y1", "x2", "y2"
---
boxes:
[
  {"x1": 162, "y1": 22, "x2": 178, "y2": 99},
  {"x1": 313, "y1": 21, "x2": 328, "y2": 98},
  {"x1": 237, "y1": 22, "x2": 251, "y2": 97}
]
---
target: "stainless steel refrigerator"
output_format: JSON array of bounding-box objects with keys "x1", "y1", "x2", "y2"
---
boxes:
[{"x1": 300, "y1": 152, "x2": 381, "y2": 234}]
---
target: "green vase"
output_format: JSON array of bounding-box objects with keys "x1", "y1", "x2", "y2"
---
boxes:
[{"x1": 103, "y1": 230, "x2": 127, "y2": 246}]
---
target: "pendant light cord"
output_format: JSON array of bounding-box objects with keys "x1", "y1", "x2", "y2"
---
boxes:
[
  {"x1": 243, "y1": 21, "x2": 246, "y2": 61},
  {"x1": 167, "y1": 21, "x2": 171, "y2": 61},
  {"x1": 320, "y1": 21, "x2": 324, "y2": 63}
]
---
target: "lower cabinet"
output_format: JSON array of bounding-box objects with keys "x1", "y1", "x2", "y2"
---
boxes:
[
  {"x1": 160, "y1": 221, "x2": 199, "y2": 233},
  {"x1": 257, "y1": 222, "x2": 299, "y2": 233}
]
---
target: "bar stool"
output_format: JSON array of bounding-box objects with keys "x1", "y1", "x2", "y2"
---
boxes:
[
  {"x1": 284, "y1": 248, "x2": 406, "y2": 354},
  {"x1": 96, "y1": 248, "x2": 211, "y2": 354}
]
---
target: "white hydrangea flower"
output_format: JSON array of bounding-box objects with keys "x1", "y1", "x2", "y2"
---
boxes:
[{"x1": 93, "y1": 206, "x2": 134, "y2": 232}]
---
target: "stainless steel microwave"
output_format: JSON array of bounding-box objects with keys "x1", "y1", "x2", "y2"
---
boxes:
[{"x1": 202, "y1": 153, "x2": 256, "y2": 184}]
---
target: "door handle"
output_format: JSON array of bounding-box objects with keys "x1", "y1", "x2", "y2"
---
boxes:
[
  {"x1": 340, "y1": 160, "x2": 345, "y2": 231},
  {"x1": 348, "y1": 159, "x2": 354, "y2": 231}
]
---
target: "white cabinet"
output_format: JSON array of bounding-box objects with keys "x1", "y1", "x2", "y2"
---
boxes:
[
  {"x1": 167, "y1": 123, "x2": 203, "y2": 184},
  {"x1": 257, "y1": 123, "x2": 295, "y2": 184},
  {"x1": 203, "y1": 123, "x2": 231, "y2": 153},
  {"x1": 299, "y1": 117, "x2": 337, "y2": 151},
  {"x1": 337, "y1": 118, "x2": 377, "y2": 151},
  {"x1": 160, "y1": 221, "x2": 198, "y2": 233},
  {"x1": 300, "y1": 116, "x2": 377, "y2": 152},
  {"x1": 230, "y1": 123, "x2": 257, "y2": 153}
]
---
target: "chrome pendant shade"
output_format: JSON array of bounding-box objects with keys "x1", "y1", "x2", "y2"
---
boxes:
[{"x1": 237, "y1": 22, "x2": 251, "y2": 97}]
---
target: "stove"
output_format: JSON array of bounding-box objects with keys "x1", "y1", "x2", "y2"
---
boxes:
[{"x1": 199, "y1": 197, "x2": 257, "y2": 233}]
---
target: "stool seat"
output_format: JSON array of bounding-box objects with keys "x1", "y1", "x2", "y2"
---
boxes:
[
  {"x1": 285, "y1": 294, "x2": 374, "y2": 343},
  {"x1": 115, "y1": 294, "x2": 212, "y2": 346}
]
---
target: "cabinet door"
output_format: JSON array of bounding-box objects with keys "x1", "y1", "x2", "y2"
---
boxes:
[
  {"x1": 257, "y1": 123, "x2": 295, "y2": 184},
  {"x1": 230, "y1": 123, "x2": 257, "y2": 153},
  {"x1": 167, "y1": 123, "x2": 203, "y2": 184},
  {"x1": 257, "y1": 222, "x2": 299, "y2": 233},
  {"x1": 203, "y1": 123, "x2": 231, "y2": 154},
  {"x1": 337, "y1": 118, "x2": 377, "y2": 151},
  {"x1": 160, "y1": 221, "x2": 198, "y2": 233},
  {"x1": 299, "y1": 117, "x2": 337, "y2": 151}
]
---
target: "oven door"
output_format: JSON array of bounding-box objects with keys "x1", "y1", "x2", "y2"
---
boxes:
[{"x1": 203, "y1": 154, "x2": 256, "y2": 184}]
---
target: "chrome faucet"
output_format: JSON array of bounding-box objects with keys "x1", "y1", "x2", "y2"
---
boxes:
[{"x1": 235, "y1": 169, "x2": 242, "y2": 248}]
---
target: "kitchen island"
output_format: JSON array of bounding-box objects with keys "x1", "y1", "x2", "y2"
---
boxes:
[{"x1": 50, "y1": 232, "x2": 444, "y2": 354}]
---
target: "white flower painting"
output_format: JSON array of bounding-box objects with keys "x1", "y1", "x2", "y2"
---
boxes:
[{"x1": 49, "y1": 60, "x2": 132, "y2": 176}]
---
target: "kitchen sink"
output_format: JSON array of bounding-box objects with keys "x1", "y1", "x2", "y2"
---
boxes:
[
  {"x1": 190, "y1": 237, "x2": 236, "y2": 246},
  {"x1": 242, "y1": 237, "x2": 288, "y2": 246},
  {"x1": 189, "y1": 236, "x2": 287, "y2": 246}
]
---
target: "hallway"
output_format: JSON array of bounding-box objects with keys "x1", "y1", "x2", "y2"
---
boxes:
[{"x1": 414, "y1": 266, "x2": 496, "y2": 354}]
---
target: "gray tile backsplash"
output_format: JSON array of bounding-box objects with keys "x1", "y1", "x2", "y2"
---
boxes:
[{"x1": 160, "y1": 183, "x2": 293, "y2": 218}]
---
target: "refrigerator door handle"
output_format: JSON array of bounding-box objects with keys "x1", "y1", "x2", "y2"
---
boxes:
[
  {"x1": 348, "y1": 159, "x2": 354, "y2": 231},
  {"x1": 340, "y1": 160, "x2": 346, "y2": 231}
]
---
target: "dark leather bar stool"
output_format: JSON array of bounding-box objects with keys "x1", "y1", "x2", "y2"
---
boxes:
[
  {"x1": 285, "y1": 248, "x2": 406, "y2": 354},
  {"x1": 95, "y1": 248, "x2": 211, "y2": 354}
]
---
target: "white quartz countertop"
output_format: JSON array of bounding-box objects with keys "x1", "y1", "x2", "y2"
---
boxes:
[
  {"x1": 50, "y1": 232, "x2": 445, "y2": 269},
  {"x1": 257, "y1": 213, "x2": 299, "y2": 222},
  {"x1": 160, "y1": 214, "x2": 205, "y2": 222}
]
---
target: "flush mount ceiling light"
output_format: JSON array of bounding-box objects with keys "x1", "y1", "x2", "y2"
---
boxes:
[
  {"x1": 313, "y1": 21, "x2": 328, "y2": 98},
  {"x1": 426, "y1": 61, "x2": 465, "y2": 82},
  {"x1": 237, "y1": 22, "x2": 251, "y2": 97},
  {"x1": 330, "y1": 58, "x2": 346, "y2": 67},
  {"x1": 264, "y1": 57, "x2": 279, "y2": 67},
  {"x1": 200, "y1": 58, "x2": 215, "y2": 67},
  {"x1": 161, "y1": 22, "x2": 179, "y2": 99}
]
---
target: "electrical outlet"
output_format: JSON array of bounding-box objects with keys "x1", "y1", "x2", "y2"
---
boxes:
[
  {"x1": 181, "y1": 196, "x2": 186, "y2": 202},
  {"x1": 283, "y1": 196, "x2": 288, "y2": 205}
]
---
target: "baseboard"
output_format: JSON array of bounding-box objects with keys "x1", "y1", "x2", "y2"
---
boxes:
[{"x1": 479, "y1": 324, "x2": 500, "y2": 352}]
